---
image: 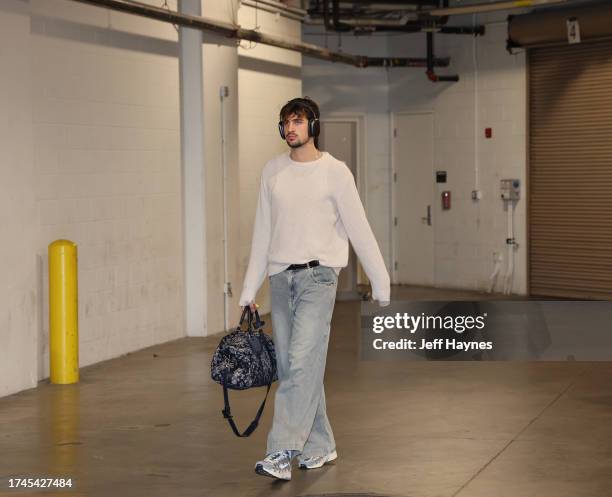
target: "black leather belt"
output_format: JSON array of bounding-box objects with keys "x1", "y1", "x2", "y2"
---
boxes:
[{"x1": 287, "y1": 260, "x2": 320, "y2": 271}]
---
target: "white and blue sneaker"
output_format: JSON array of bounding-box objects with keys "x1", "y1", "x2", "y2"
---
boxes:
[
  {"x1": 254, "y1": 450, "x2": 293, "y2": 480},
  {"x1": 298, "y1": 449, "x2": 338, "y2": 470}
]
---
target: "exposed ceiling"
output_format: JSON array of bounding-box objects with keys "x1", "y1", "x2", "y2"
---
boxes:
[
  {"x1": 305, "y1": 0, "x2": 445, "y2": 34},
  {"x1": 303, "y1": 0, "x2": 591, "y2": 34}
]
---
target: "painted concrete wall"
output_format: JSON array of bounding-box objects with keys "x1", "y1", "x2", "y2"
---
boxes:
[
  {"x1": 302, "y1": 27, "x2": 393, "y2": 273},
  {"x1": 303, "y1": 12, "x2": 527, "y2": 295},
  {"x1": 0, "y1": 1, "x2": 528, "y2": 398},
  {"x1": 29, "y1": 0, "x2": 184, "y2": 384},
  {"x1": 200, "y1": 0, "x2": 240, "y2": 336},
  {"x1": 237, "y1": 5, "x2": 302, "y2": 316},
  {"x1": 387, "y1": 14, "x2": 527, "y2": 294},
  {"x1": 0, "y1": 0, "x2": 37, "y2": 398},
  {"x1": 0, "y1": 0, "x2": 303, "y2": 397}
]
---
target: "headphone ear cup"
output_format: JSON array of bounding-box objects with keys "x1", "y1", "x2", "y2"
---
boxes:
[
  {"x1": 278, "y1": 121, "x2": 285, "y2": 140},
  {"x1": 311, "y1": 118, "x2": 320, "y2": 138}
]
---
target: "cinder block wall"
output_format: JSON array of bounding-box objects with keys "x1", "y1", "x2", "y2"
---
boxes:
[
  {"x1": 303, "y1": 13, "x2": 527, "y2": 295},
  {"x1": 302, "y1": 27, "x2": 393, "y2": 272},
  {"x1": 0, "y1": 2, "x2": 527, "y2": 398},
  {"x1": 0, "y1": 0, "x2": 304, "y2": 397},
  {"x1": 237, "y1": 6, "x2": 302, "y2": 316},
  {"x1": 31, "y1": 0, "x2": 184, "y2": 377},
  {"x1": 388, "y1": 14, "x2": 527, "y2": 294},
  {"x1": 0, "y1": 0, "x2": 184, "y2": 398},
  {"x1": 0, "y1": 0, "x2": 37, "y2": 398}
]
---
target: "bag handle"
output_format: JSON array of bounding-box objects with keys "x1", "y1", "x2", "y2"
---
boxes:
[
  {"x1": 238, "y1": 306, "x2": 265, "y2": 331},
  {"x1": 221, "y1": 382, "x2": 272, "y2": 437}
]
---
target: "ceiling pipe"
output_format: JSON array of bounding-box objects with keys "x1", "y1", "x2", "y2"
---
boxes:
[
  {"x1": 304, "y1": 17, "x2": 484, "y2": 35},
  {"x1": 437, "y1": 0, "x2": 450, "y2": 28},
  {"x1": 352, "y1": 23, "x2": 485, "y2": 35},
  {"x1": 250, "y1": 0, "x2": 307, "y2": 17},
  {"x1": 68, "y1": 0, "x2": 448, "y2": 68},
  {"x1": 367, "y1": 56, "x2": 449, "y2": 68},
  {"x1": 321, "y1": 4, "x2": 421, "y2": 12},
  {"x1": 314, "y1": 0, "x2": 478, "y2": 36},
  {"x1": 241, "y1": 0, "x2": 306, "y2": 22},
  {"x1": 425, "y1": 0, "x2": 571, "y2": 17},
  {"x1": 426, "y1": 31, "x2": 459, "y2": 82},
  {"x1": 331, "y1": 0, "x2": 353, "y2": 31},
  {"x1": 439, "y1": 25, "x2": 485, "y2": 36},
  {"x1": 342, "y1": 0, "x2": 436, "y2": 5},
  {"x1": 335, "y1": 16, "x2": 417, "y2": 26}
]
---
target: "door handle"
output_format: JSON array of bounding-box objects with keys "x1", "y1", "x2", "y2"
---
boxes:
[{"x1": 420, "y1": 205, "x2": 432, "y2": 226}]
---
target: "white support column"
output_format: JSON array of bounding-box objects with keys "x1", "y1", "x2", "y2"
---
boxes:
[{"x1": 179, "y1": 0, "x2": 207, "y2": 336}]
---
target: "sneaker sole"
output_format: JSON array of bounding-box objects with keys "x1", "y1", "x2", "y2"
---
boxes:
[
  {"x1": 298, "y1": 450, "x2": 338, "y2": 470},
  {"x1": 254, "y1": 463, "x2": 291, "y2": 481}
]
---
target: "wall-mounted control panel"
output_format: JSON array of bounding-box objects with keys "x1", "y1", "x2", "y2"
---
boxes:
[{"x1": 500, "y1": 179, "x2": 520, "y2": 201}]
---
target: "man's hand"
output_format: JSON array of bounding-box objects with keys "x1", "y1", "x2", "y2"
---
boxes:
[{"x1": 242, "y1": 301, "x2": 258, "y2": 313}]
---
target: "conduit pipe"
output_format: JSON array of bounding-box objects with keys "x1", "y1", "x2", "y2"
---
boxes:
[
  {"x1": 503, "y1": 201, "x2": 517, "y2": 295},
  {"x1": 220, "y1": 86, "x2": 231, "y2": 333},
  {"x1": 472, "y1": 14, "x2": 480, "y2": 200},
  {"x1": 488, "y1": 255, "x2": 502, "y2": 294},
  {"x1": 69, "y1": 0, "x2": 448, "y2": 68}
]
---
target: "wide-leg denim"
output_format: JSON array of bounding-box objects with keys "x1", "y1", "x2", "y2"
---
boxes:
[{"x1": 266, "y1": 264, "x2": 338, "y2": 458}]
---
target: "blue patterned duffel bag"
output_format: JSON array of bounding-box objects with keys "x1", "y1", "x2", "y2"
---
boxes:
[{"x1": 210, "y1": 306, "x2": 277, "y2": 437}]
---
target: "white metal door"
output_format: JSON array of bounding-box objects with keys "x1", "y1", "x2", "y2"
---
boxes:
[{"x1": 393, "y1": 113, "x2": 435, "y2": 286}]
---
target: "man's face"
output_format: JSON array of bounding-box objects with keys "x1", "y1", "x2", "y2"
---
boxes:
[{"x1": 282, "y1": 112, "x2": 310, "y2": 149}]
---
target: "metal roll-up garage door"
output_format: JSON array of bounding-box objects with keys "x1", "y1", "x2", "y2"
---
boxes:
[{"x1": 529, "y1": 39, "x2": 612, "y2": 299}]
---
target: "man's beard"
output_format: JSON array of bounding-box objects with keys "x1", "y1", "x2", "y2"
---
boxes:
[{"x1": 287, "y1": 136, "x2": 307, "y2": 148}]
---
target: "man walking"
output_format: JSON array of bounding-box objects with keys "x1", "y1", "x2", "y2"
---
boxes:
[{"x1": 239, "y1": 97, "x2": 390, "y2": 481}]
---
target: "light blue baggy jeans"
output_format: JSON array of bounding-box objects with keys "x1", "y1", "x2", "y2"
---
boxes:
[{"x1": 266, "y1": 264, "x2": 338, "y2": 458}]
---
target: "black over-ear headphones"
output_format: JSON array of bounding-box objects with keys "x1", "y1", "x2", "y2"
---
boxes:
[{"x1": 278, "y1": 98, "x2": 320, "y2": 140}]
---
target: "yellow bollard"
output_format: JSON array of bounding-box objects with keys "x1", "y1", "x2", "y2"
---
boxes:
[{"x1": 49, "y1": 240, "x2": 79, "y2": 384}]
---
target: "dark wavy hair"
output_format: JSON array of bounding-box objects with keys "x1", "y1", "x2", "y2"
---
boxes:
[{"x1": 279, "y1": 96, "x2": 320, "y2": 149}]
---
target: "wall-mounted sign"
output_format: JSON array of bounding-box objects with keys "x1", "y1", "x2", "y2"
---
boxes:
[{"x1": 567, "y1": 17, "x2": 581, "y2": 44}]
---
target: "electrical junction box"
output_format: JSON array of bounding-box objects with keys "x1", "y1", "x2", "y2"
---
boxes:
[{"x1": 500, "y1": 179, "x2": 520, "y2": 200}]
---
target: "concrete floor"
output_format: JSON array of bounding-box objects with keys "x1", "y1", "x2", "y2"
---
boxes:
[{"x1": 2, "y1": 286, "x2": 612, "y2": 497}]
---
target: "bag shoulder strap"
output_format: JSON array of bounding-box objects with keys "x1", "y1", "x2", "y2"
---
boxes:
[{"x1": 221, "y1": 382, "x2": 272, "y2": 437}]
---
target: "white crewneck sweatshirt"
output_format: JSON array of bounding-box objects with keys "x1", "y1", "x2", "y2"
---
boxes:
[{"x1": 239, "y1": 151, "x2": 390, "y2": 306}]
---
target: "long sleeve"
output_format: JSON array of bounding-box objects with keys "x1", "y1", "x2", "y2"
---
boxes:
[
  {"x1": 334, "y1": 167, "x2": 391, "y2": 304},
  {"x1": 239, "y1": 174, "x2": 272, "y2": 306}
]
